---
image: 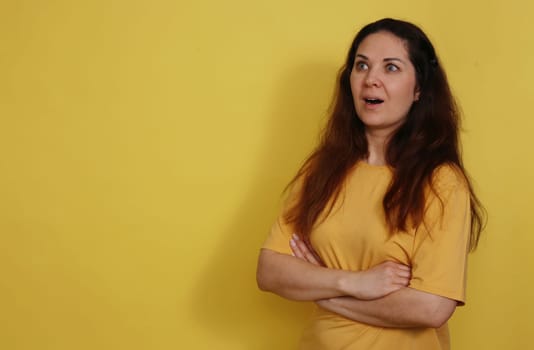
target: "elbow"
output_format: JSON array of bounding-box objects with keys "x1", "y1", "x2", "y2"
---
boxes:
[
  {"x1": 256, "y1": 267, "x2": 270, "y2": 292},
  {"x1": 255, "y1": 248, "x2": 307, "y2": 301},
  {"x1": 256, "y1": 250, "x2": 274, "y2": 292},
  {"x1": 425, "y1": 314, "x2": 450, "y2": 329},
  {"x1": 422, "y1": 299, "x2": 457, "y2": 328}
]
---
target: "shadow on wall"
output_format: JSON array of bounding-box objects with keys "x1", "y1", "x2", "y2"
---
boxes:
[{"x1": 189, "y1": 62, "x2": 339, "y2": 349}]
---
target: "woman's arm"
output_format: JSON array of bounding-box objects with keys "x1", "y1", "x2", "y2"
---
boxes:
[
  {"x1": 256, "y1": 235, "x2": 411, "y2": 301},
  {"x1": 290, "y1": 237, "x2": 457, "y2": 328},
  {"x1": 317, "y1": 288, "x2": 457, "y2": 328},
  {"x1": 257, "y1": 248, "x2": 348, "y2": 301}
]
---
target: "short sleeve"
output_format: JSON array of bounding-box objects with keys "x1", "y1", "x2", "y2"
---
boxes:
[
  {"x1": 408, "y1": 166, "x2": 471, "y2": 304},
  {"x1": 262, "y1": 217, "x2": 294, "y2": 255},
  {"x1": 261, "y1": 181, "x2": 302, "y2": 255}
]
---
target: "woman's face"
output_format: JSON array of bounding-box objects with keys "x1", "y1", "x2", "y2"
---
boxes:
[{"x1": 350, "y1": 31, "x2": 420, "y2": 136}]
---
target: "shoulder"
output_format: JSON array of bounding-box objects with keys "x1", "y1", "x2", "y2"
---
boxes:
[
  {"x1": 431, "y1": 163, "x2": 468, "y2": 192},
  {"x1": 281, "y1": 175, "x2": 306, "y2": 214}
]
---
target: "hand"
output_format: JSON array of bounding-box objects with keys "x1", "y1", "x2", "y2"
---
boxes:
[
  {"x1": 315, "y1": 298, "x2": 330, "y2": 309},
  {"x1": 290, "y1": 234, "x2": 326, "y2": 267},
  {"x1": 290, "y1": 234, "x2": 410, "y2": 300},
  {"x1": 347, "y1": 261, "x2": 411, "y2": 300}
]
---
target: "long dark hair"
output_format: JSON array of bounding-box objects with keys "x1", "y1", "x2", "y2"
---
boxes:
[{"x1": 284, "y1": 18, "x2": 485, "y2": 251}]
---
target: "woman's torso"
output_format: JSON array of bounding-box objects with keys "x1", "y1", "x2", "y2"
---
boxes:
[{"x1": 300, "y1": 161, "x2": 450, "y2": 350}]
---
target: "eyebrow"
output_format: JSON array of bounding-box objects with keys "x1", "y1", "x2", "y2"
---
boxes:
[{"x1": 356, "y1": 54, "x2": 406, "y2": 64}]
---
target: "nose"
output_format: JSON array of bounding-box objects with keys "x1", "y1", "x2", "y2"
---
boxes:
[{"x1": 364, "y1": 69, "x2": 381, "y2": 87}]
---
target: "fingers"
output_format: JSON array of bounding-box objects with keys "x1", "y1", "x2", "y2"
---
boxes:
[
  {"x1": 397, "y1": 269, "x2": 411, "y2": 279},
  {"x1": 382, "y1": 260, "x2": 410, "y2": 271},
  {"x1": 290, "y1": 234, "x2": 322, "y2": 266},
  {"x1": 378, "y1": 261, "x2": 412, "y2": 287},
  {"x1": 290, "y1": 234, "x2": 306, "y2": 259},
  {"x1": 393, "y1": 263, "x2": 411, "y2": 286},
  {"x1": 290, "y1": 234, "x2": 318, "y2": 264},
  {"x1": 394, "y1": 275, "x2": 411, "y2": 287}
]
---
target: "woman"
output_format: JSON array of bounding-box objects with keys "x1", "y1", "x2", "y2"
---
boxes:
[{"x1": 256, "y1": 18, "x2": 485, "y2": 349}]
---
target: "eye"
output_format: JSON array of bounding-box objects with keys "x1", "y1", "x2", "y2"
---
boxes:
[
  {"x1": 386, "y1": 63, "x2": 399, "y2": 72},
  {"x1": 354, "y1": 61, "x2": 368, "y2": 71}
]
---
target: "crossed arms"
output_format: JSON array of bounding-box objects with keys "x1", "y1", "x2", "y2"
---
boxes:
[{"x1": 256, "y1": 234, "x2": 458, "y2": 328}]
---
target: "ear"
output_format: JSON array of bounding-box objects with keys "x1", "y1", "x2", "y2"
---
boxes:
[{"x1": 414, "y1": 87, "x2": 421, "y2": 101}]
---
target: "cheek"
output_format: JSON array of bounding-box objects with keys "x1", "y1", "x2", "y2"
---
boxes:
[
  {"x1": 349, "y1": 74, "x2": 362, "y2": 97},
  {"x1": 349, "y1": 73, "x2": 356, "y2": 88},
  {"x1": 395, "y1": 81, "x2": 418, "y2": 105},
  {"x1": 349, "y1": 80, "x2": 357, "y2": 100}
]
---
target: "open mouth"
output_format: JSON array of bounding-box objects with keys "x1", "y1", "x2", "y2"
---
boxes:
[{"x1": 364, "y1": 98, "x2": 384, "y2": 105}]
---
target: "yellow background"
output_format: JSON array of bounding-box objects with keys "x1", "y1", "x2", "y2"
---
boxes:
[{"x1": 1, "y1": 1, "x2": 533, "y2": 349}]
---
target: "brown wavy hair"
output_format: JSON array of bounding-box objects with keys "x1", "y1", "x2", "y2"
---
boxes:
[{"x1": 284, "y1": 18, "x2": 485, "y2": 251}]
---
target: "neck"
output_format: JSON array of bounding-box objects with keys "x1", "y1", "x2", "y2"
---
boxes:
[{"x1": 365, "y1": 129, "x2": 390, "y2": 166}]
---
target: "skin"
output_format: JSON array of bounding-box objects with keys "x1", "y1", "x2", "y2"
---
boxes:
[
  {"x1": 256, "y1": 31, "x2": 458, "y2": 328},
  {"x1": 351, "y1": 31, "x2": 420, "y2": 165},
  {"x1": 289, "y1": 237, "x2": 457, "y2": 328},
  {"x1": 257, "y1": 236, "x2": 411, "y2": 301}
]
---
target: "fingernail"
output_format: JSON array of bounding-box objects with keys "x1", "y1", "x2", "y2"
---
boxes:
[
  {"x1": 292, "y1": 233, "x2": 299, "y2": 240},
  {"x1": 290, "y1": 239, "x2": 296, "y2": 247}
]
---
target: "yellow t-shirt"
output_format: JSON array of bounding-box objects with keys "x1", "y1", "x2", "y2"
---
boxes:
[{"x1": 262, "y1": 161, "x2": 471, "y2": 350}]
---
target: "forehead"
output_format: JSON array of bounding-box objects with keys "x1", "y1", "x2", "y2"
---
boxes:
[{"x1": 356, "y1": 31, "x2": 410, "y2": 60}]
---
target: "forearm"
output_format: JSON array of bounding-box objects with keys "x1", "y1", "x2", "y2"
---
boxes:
[
  {"x1": 317, "y1": 287, "x2": 457, "y2": 328},
  {"x1": 256, "y1": 248, "x2": 352, "y2": 301}
]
